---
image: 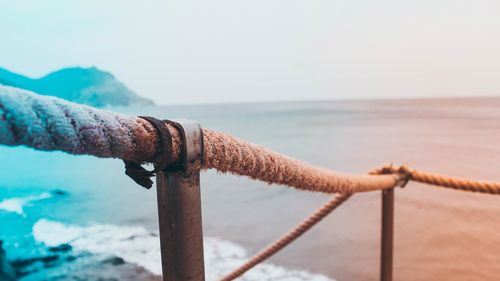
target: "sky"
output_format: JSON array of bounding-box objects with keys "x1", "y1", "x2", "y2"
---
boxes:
[{"x1": 1, "y1": 0, "x2": 499, "y2": 105}]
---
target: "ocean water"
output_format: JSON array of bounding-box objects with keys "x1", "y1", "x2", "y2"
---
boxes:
[{"x1": 2, "y1": 98, "x2": 500, "y2": 280}]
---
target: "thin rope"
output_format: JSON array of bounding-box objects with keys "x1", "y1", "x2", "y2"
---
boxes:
[
  {"x1": 219, "y1": 193, "x2": 352, "y2": 281},
  {"x1": 388, "y1": 165, "x2": 500, "y2": 195}
]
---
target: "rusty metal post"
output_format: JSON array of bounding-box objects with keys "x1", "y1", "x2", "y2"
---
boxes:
[
  {"x1": 156, "y1": 120, "x2": 205, "y2": 281},
  {"x1": 380, "y1": 188, "x2": 394, "y2": 281}
]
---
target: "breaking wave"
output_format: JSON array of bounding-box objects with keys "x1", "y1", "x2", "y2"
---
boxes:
[{"x1": 32, "y1": 219, "x2": 333, "y2": 281}]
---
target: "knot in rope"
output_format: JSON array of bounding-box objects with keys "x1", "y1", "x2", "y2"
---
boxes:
[{"x1": 376, "y1": 164, "x2": 414, "y2": 188}]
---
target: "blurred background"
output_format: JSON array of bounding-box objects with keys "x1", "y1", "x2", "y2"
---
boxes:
[{"x1": 1, "y1": 1, "x2": 500, "y2": 280}]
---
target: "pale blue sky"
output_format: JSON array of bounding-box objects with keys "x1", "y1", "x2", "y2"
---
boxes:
[{"x1": 1, "y1": 0, "x2": 499, "y2": 104}]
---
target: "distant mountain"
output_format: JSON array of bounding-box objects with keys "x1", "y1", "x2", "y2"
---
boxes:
[{"x1": 0, "y1": 67, "x2": 154, "y2": 107}]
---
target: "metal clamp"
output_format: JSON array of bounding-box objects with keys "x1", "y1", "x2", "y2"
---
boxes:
[
  {"x1": 163, "y1": 119, "x2": 203, "y2": 175},
  {"x1": 124, "y1": 116, "x2": 174, "y2": 189}
]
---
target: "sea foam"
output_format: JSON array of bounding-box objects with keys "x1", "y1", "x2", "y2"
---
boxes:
[
  {"x1": 33, "y1": 219, "x2": 333, "y2": 281},
  {"x1": 0, "y1": 192, "x2": 52, "y2": 216}
]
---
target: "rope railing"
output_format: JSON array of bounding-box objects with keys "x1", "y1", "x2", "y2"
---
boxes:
[
  {"x1": 2, "y1": 85, "x2": 500, "y2": 281},
  {"x1": 220, "y1": 166, "x2": 500, "y2": 280}
]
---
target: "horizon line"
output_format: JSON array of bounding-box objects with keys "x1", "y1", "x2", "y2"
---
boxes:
[{"x1": 150, "y1": 94, "x2": 500, "y2": 107}]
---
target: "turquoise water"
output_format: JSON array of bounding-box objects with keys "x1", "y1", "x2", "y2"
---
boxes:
[{"x1": 2, "y1": 98, "x2": 500, "y2": 280}]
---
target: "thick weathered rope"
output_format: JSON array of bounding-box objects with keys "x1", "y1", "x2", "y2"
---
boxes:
[
  {"x1": 0, "y1": 85, "x2": 400, "y2": 194},
  {"x1": 1, "y1": 86, "x2": 500, "y2": 196},
  {"x1": 0, "y1": 85, "x2": 173, "y2": 162},
  {"x1": 219, "y1": 193, "x2": 352, "y2": 281},
  {"x1": 201, "y1": 130, "x2": 401, "y2": 193}
]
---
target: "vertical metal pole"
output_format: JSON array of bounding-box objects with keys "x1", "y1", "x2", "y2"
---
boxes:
[
  {"x1": 380, "y1": 188, "x2": 394, "y2": 281},
  {"x1": 156, "y1": 120, "x2": 205, "y2": 281}
]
